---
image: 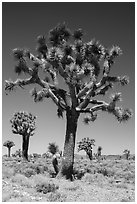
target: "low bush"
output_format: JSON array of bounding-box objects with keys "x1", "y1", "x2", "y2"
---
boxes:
[
  {"x1": 47, "y1": 192, "x2": 67, "y2": 202},
  {"x1": 36, "y1": 182, "x2": 59, "y2": 194},
  {"x1": 21, "y1": 168, "x2": 36, "y2": 177},
  {"x1": 2, "y1": 167, "x2": 15, "y2": 179},
  {"x1": 11, "y1": 174, "x2": 34, "y2": 187}
]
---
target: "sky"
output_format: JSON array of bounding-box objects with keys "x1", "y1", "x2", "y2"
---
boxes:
[{"x1": 2, "y1": 2, "x2": 135, "y2": 156}]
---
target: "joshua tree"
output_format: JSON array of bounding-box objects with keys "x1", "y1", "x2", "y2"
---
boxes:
[
  {"x1": 48, "y1": 142, "x2": 59, "y2": 174},
  {"x1": 123, "y1": 149, "x2": 130, "y2": 160},
  {"x1": 10, "y1": 111, "x2": 36, "y2": 160},
  {"x1": 15, "y1": 148, "x2": 22, "y2": 157},
  {"x1": 97, "y1": 146, "x2": 102, "y2": 157},
  {"x1": 3, "y1": 140, "x2": 15, "y2": 157},
  {"x1": 5, "y1": 23, "x2": 132, "y2": 179},
  {"x1": 77, "y1": 137, "x2": 95, "y2": 160}
]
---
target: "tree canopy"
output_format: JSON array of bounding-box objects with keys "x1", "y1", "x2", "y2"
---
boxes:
[
  {"x1": 5, "y1": 23, "x2": 132, "y2": 123},
  {"x1": 10, "y1": 111, "x2": 36, "y2": 136},
  {"x1": 3, "y1": 140, "x2": 15, "y2": 148}
]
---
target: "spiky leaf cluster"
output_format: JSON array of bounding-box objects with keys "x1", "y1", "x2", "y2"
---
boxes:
[
  {"x1": 12, "y1": 48, "x2": 30, "y2": 75},
  {"x1": 49, "y1": 23, "x2": 71, "y2": 46},
  {"x1": 77, "y1": 137, "x2": 95, "y2": 152},
  {"x1": 5, "y1": 80, "x2": 15, "y2": 92},
  {"x1": 10, "y1": 111, "x2": 36, "y2": 136},
  {"x1": 36, "y1": 35, "x2": 47, "y2": 58},
  {"x1": 83, "y1": 113, "x2": 97, "y2": 124},
  {"x1": 73, "y1": 29, "x2": 84, "y2": 40},
  {"x1": 48, "y1": 142, "x2": 59, "y2": 155},
  {"x1": 3, "y1": 140, "x2": 15, "y2": 148},
  {"x1": 107, "y1": 106, "x2": 132, "y2": 123}
]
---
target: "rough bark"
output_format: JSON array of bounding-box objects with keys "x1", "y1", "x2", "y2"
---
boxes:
[
  {"x1": 22, "y1": 134, "x2": 30, "y2": 160},
  {"x1": 57, "y1": 109, "x2": 79, "y2": 180},
  {"x1": 87, "y1": 150, "x2": 93, "y2": 160},
  {"x1": 8, "y1": 147, "x2": 11, "y2": 157},
  {"x1": 52, "y1": 156, "x2": 59, "y2": 175}
]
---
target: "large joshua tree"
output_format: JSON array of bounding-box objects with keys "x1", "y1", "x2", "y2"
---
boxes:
[
  {"x1": 3, "y1": 140, "x2": 15, "y2": 157},
  {"x1": 10, "y1": 111, "x2": 36, "y2": 160},
  {"x1": 5, "y1": 23, "x2": 132, "y2": 179},
  {"x1": 77, "y1": 137, "x2": 95, "y2": 160}
]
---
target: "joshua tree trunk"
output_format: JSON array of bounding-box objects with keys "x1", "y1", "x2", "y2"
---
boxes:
[
  {"x1": 8, "y1": 147, "x2": 11, "y2": 157},
  {"x1": 57, "y1": 109, "x2": 79, "y2": 180},
  {"x1": 22, "y1": 134, "x2": 30, "y2": 160},
  {"x1": 87, "y1": 150, "x2": 93, "y2": 160},
  {"x1": 52, "y1": 156, "x2": 59, "y2": 175}
]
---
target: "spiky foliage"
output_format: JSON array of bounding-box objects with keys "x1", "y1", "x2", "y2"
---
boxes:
[
  {"x1": 36, "y1": 35, "x2": 47, "y2": 59},
  {"x1": 77, "y1": 137, "x2": 95, "y2": 160},
  {"x1": 3, "y1": 140, "x2": 15, "y2": 157},
  {"x1": 49, "y1": 22, "x2": 71, "y2": 46},
  {"x1": 48, "y1": 142, "x2": 59, "y2": 155},
  {"x1": 10, "y1": 111, "x2": 36, "y2": 136}
]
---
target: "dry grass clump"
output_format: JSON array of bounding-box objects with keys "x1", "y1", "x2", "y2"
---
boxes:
[
  {"x1": 2, "y1": 166, "x2": 15, "y2": 179},
  {"x1": 11, "y1": 173, "x2": 35, "y2": 187},
  {"x1": 36, "y1": 182, "x2": 59, "y2": 194},
  {"x1": 30, "y1": 174, "x2": 59, "y2": 194},
  {"x1": 47, "y1": 191, "x2": 67, "y2": 202}
]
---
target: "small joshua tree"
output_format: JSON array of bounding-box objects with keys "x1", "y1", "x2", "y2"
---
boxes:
[
  {"x1": 123, "y1": 149, "x2": 130, "y2": 160},
  {"x1": 5, "y1": 23, "x2": 132, "y2": 179},
  {"x1": 48, "y1": 142, "x2": 59, "y2": 174},
  {"x1": 77, "y1": 137, "x2": 95, "y2": 160},
  {"x1": 15, "y1": 148, "x2": 22, "y2": 157},
  {"x1": 3, "y1": 140, "x2": 15, "y2": 157},
  {"x1": 10, "y1": 111, "x2": 36, "y2": 160},
  {"x1": 97, "y1": 146, "x2": 102, "y2": 157}
]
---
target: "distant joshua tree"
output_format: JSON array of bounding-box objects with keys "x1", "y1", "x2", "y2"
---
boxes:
[
  {"x1": 77, "y1": 137, "x2": 95, "y2": 160},
  {"x1": 48, "y1": 142, "x2": 59, "y2": 155},
  {"x1": 123, "y1": 149, "x2": 130, "y2": 160},
  {"x1": 48, "y1": 142, "x2": 59, "y2": 174},
  {"x1": 97, "y1": 146, "x2": 102, "y2": 157},
  {"x1": 15, "y1": 148, "x2": 22, "y2": 157},
  {"x1": 3, "y1": 140, "x2": 15, "y2": 157},
  {"x1": 10, "y1": 111, "x2": 36, "y2": 160},
  {"x1": 5, "y1": 23, "x2": 132, "y2": 179}
]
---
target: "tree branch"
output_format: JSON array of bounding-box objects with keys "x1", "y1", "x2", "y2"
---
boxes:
[
  {"x1": 76, "y1": 102, "x2": 108, "y2": 113},
  {"x1": 5, "y1": 77, "x2": 34, "y2": 92}
]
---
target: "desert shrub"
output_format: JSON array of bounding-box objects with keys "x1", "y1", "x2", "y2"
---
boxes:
[
  {"x1": 64, "y1": 181, "x2": 80, "y2": 191},
  {"x1": 2, "y1": 192, "x2": 12, "y2": 202},
  {"x1": 73, "y1": 168, "x2": 85, "y2": 179},
  {"x1": 82, "y1": 172, "x2": 109, "y2": 186},
  {"x1": 33, "y1": 174, "x2": 59, "y2": 194},
  {"x1": 115, "y1": 182, "x2": 128, "y2": 189},
  {"x1": 21, "y1": 167, "x2": 36, "y2": 177},
  {"x1": 2, "y1": 167, "x2": 15, "y2": 179},
  {"x1": 36, "y1": 182, "x2": 59, "y2": 194},
  {"x1": 47, "y1": 192, "x2": 67, "y2": 202},
  {"x1": 11, "y1": 174, "x2": 34, "y2": 187},
  {"x1": 95, "y1": 166, "x2": 115, "y2": 177},
  {"x1": 81, "y1": 173, "x2": 95, "y2": 183}
]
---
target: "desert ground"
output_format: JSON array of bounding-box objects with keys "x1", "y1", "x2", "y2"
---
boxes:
[{"x1": 2, "y1": 155, "x2": 135, "y2": 202}]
